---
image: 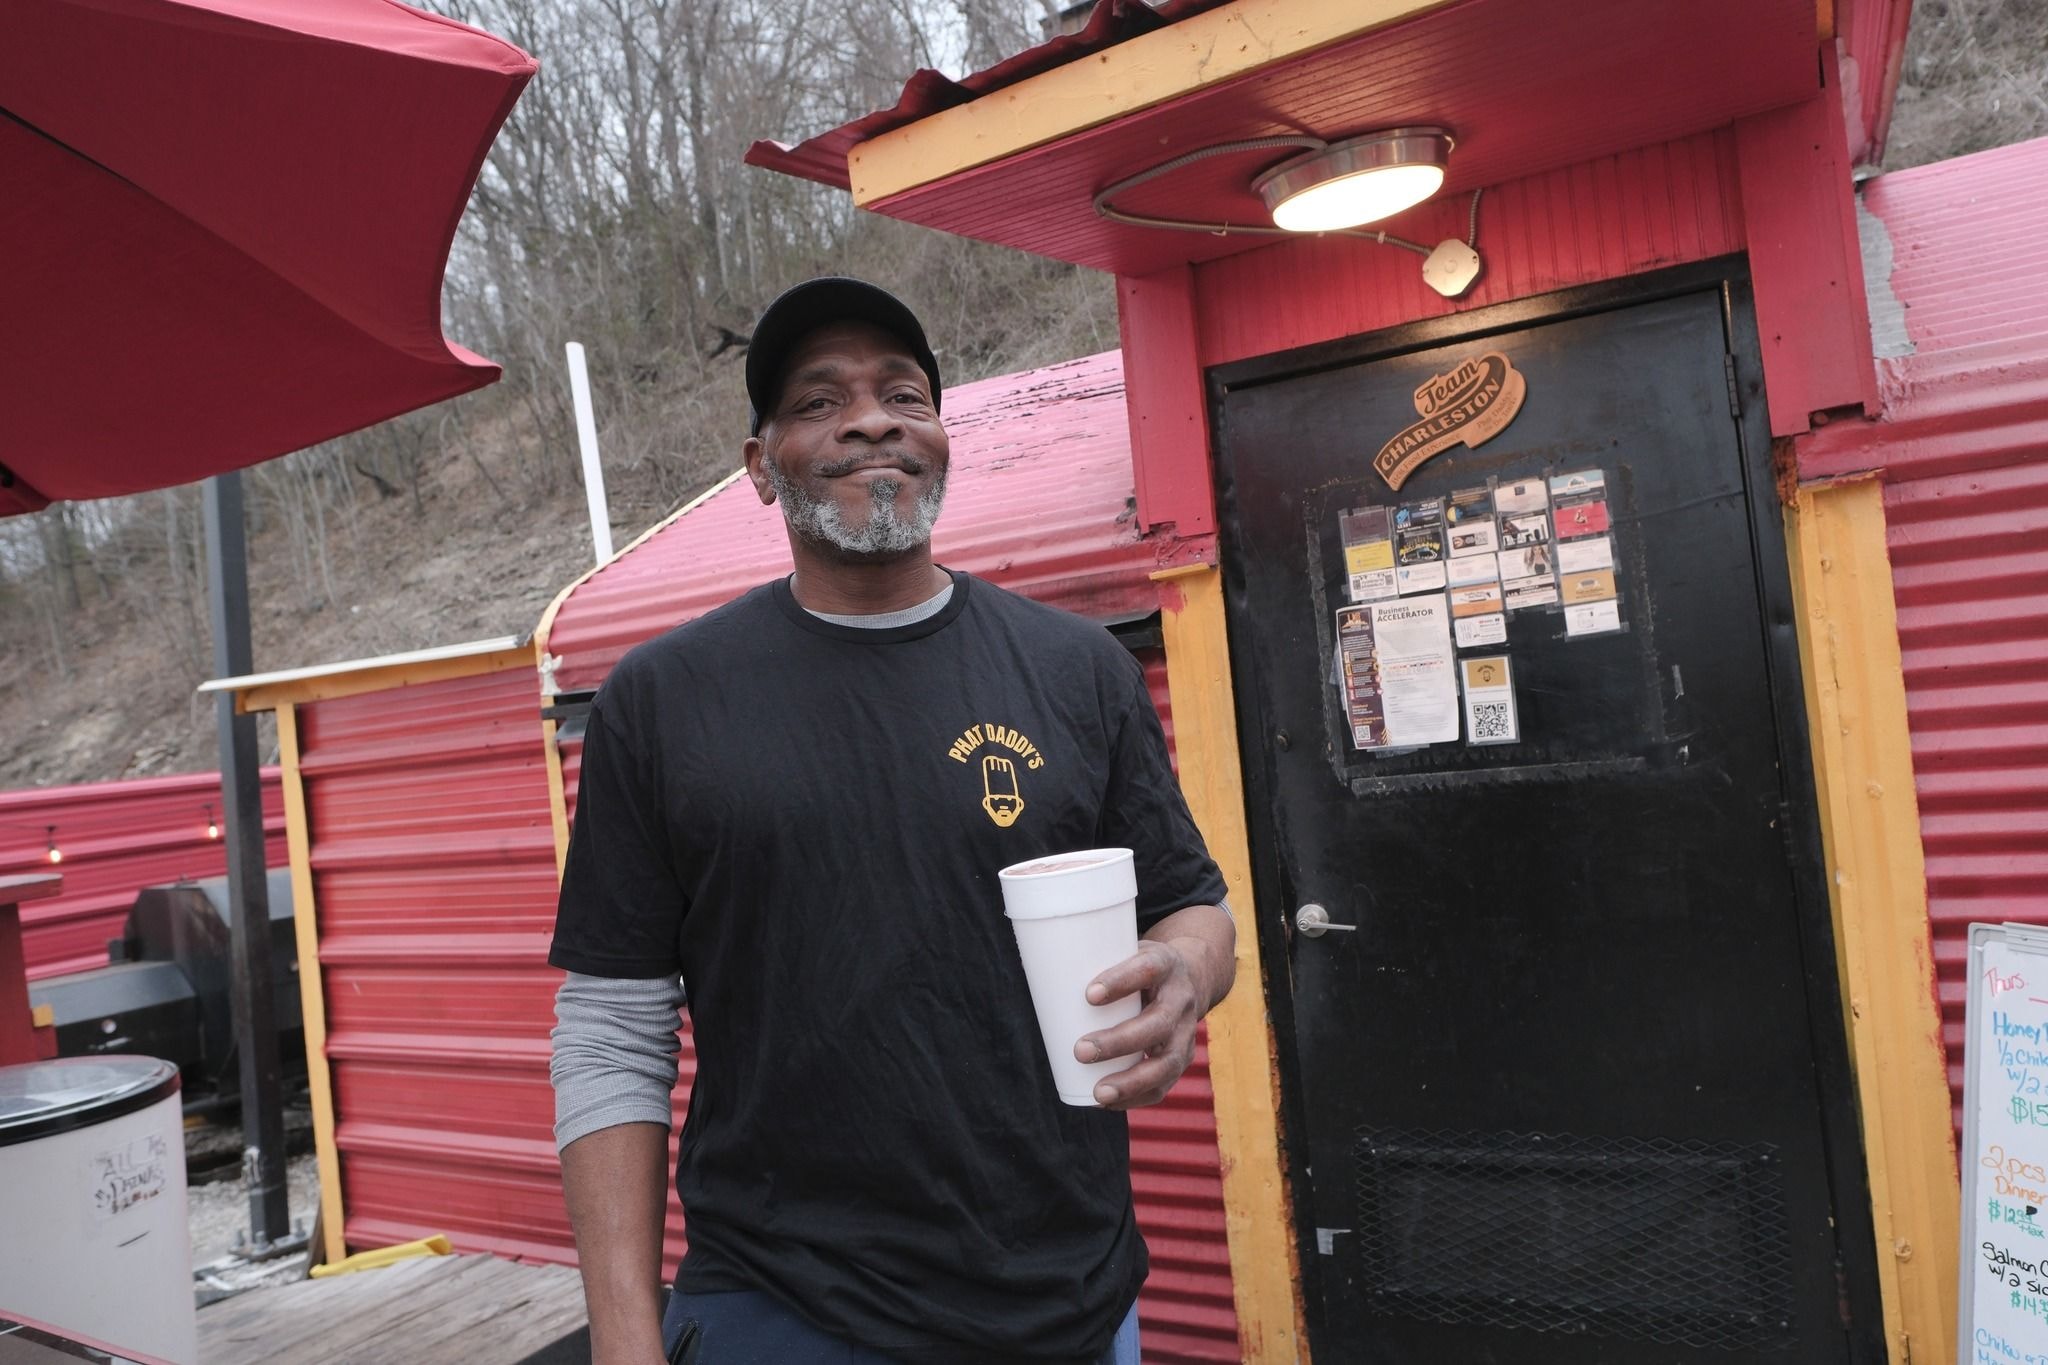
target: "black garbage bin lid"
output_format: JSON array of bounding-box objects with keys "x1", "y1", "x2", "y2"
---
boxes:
[{"x1": 0, "y1": 1056, "x2": 180, "y2": 1147}]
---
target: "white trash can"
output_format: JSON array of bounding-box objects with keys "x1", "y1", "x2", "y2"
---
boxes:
[{"x1": 0, "y1": 1057, "x2": 195, "y2": 1364}]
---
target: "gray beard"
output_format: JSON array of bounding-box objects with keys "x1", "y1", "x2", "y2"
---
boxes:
[{"x1": 762, "y1": 454, "x2": 947, "y2": 557}]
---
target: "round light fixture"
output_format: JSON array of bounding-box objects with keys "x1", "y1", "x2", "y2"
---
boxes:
[{"x1": 1253, "y1": 127, "x2": 1454, "y2": 233}]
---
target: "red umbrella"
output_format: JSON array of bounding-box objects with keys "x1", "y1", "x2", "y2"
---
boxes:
[{"x1": 0, "y1": 0, "x2": 537, "y2": 516}]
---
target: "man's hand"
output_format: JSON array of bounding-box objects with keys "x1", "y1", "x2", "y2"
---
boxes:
[{"x1": 1074, "y1": 903, "x2": 1235, "y2": 1109}]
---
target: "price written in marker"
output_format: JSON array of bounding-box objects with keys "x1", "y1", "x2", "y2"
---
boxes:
[{"x1": 1963, "y1": 926, "x2": 2048, "y2": 1353}]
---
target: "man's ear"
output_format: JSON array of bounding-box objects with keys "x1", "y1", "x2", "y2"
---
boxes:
[{"x1": 743, "y1": 436, "x2": 775, "y2": 506}]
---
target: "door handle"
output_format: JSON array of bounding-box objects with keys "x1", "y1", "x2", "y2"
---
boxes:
[{"x1": 1295, "y1": 903, "x2": 1357, "y2": 938}]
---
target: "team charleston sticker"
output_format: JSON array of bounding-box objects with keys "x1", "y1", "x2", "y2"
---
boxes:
[{"x1": 1372, "y1": 351, "x2": 1528, "y2": 491}]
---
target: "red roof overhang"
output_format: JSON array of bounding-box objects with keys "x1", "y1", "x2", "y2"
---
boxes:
[{"x1": 749, "y1": 0, "x2": 1825, "y2": 276}]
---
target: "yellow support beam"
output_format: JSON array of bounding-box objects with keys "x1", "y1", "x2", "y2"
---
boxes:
[
  {"x1": 1154, "y1": 562, "x2": 1307, "y2": 1364},
  {"x1": 276, "y1": 702, "x2": 347, "y2": 1267},
  {"x1": 850, "y1": 0, "x2": 1454, "y2": 206},
  {"x1": 236, "y1": 644, "x2": 534, "y2": 713},
  {"x1": 1784, "y1": 476, "x2": 1957, "y2": 1365}
]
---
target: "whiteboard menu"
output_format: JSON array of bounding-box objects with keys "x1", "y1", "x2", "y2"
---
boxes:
[{"x1": 1960, "y1": 922, "x2": 2048, "y2": 1364}]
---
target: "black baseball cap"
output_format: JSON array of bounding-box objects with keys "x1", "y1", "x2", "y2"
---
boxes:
[{"x1": 745, "y1": 277, "x2": 942, "y2": 434}]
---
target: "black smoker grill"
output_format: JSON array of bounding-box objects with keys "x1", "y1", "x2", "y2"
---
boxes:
[{"x1": 26, "y1": 870, "x2": 303, "y2": 1106}]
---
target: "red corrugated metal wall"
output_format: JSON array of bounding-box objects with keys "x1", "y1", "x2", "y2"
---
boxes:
[
  {"x1": 1885, "y1": 413, "x2": 2048, "y2": 1136},
  {"x1": 1803, "y1": 351, "x2": 2048, "y2": 1139},
  {"x1": 294, "y1": 665, "x2": 567, "y2": 1259},
  {"x1": 1127, "y1": 649, "x2": 1238, "y2": 1362},
  {"x1": 0, "y1": 770, "x2": 287, "y2": 978},
  {"x1": 1795, "y1": 137, "x2": 2048, "y2": 1140},
  {"x1": 1190, "y1": 129, "x2": 1747, "y2": 369},
  {"x1": 552, "y1": 646, "x2": 1239, "y2": 1361}
]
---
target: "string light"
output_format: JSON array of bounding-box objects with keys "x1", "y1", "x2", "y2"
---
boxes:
[
  {"x1": 0, "y1": 819, "x2": 67, "y2": 866},
  {"x1": 205, "y1": 803, "x2": 220, "y2": 840}
]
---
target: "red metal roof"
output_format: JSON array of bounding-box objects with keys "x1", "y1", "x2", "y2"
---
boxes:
[
  {"x1": 1798, "y1": 136, "x2": 2048, "y2": 1141},
  {"x1": 0, "y1": 771, "x2": 287, "y2": 979},
  {"x1": 541, "y1": 350, "x2": 1192, "y2": 696},
  {"x1": 748, "y1": 0, "x2": 1816, "y2": 277},
  {"x1": 1858, "y1": 138, "x2": 2048, "y2": 354}
]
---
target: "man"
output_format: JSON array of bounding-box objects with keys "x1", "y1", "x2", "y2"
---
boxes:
[{"x1": 548, "y1": 278, "x2": 1235, "y2": 1365}]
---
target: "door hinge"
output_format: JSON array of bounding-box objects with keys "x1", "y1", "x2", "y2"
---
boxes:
[{"x1": 1723, "y1": 354, "x2": 1743, "y2": 420}]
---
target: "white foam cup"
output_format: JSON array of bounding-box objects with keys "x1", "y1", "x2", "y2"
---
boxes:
[{"x1": 998, "y1": 847, "x2": 1143, "y2": 1106}]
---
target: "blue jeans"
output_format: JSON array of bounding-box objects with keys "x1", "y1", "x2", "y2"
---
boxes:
[{"x1": 660, "y1": 1287, "x2": 1142, "y2": 1365}]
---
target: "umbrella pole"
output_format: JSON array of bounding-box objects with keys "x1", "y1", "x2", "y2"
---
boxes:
[{"x1": 204, "y1": 471, "x2": 291, "y2": 1249}]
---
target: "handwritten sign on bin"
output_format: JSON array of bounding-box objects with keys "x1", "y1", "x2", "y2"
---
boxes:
[{"x1": 1960, "y1": 923, "x2": 2048, "y2": 1364}]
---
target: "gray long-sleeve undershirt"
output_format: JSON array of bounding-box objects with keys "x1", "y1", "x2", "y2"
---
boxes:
[{"x1": 551, "y1": 971, "x2": 685, "y2": 1151}]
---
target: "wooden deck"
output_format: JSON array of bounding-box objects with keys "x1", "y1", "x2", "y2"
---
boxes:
[{"x1": 196, "y1": 1254, "x2": 587, "y2": 1364}]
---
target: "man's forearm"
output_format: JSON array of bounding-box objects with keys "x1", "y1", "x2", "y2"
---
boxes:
[
  {"x1": 561, "y1": 1122, "x2": 671, "y2": 1365},
  {"x1": 1144, "y1": 902, "x2": 1236, "y2": 1014}
]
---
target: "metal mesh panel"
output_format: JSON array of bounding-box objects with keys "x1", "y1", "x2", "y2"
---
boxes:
[{"x1": 1352, "y1": 1128, "x2": 1793, "y2": 1350}]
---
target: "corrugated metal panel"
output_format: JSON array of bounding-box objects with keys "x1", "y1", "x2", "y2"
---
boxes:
[
  {"x1": 1193, "y1": 129, "x2": 1747, "y2": 367},
  {"x1": 1858, "y1": 138, "x2": 2048, "y2": 353},
  {"x1": 1795, "y1": 137, "x2": 2048, "y2": 1140},
  {"x1": 296, "y1": 666, "x2": 568, "y2": 1259},
  {"x1": 553, "y1": 647, "x2": 1242, "y2": 1357},
  {"x1": 543, "y1": 351, "x2": 1178, "y2": 694},
  {"x1": 1127, "y1": 647, "x2": 1241, "y2": 1362},
  {"x1": 1888, "y1": 446, "x2": 2048, "y2": 1135},
  {"x1": 1836, "y1": 0, "x2": 1913, "y2": 160},
  {"x1": 0, "y1": 770, "x2": 287, "y2": 978}
]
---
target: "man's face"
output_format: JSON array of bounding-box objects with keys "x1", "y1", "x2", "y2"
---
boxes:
[{"x1": 744, "y1": 320, "x2": 949, "y2": 559}]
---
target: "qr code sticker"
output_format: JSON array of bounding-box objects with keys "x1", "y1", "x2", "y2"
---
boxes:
[{"x1": 1471, "y1": 701, "x2": 1513, "y2": 741}]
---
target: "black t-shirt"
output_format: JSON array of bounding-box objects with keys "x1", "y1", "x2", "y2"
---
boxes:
[{"x1": 549, "y1": 570, "x2": 1226, "y2": 1365}]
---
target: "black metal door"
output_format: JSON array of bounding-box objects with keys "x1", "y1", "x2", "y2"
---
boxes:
[{"x1": 1211, "y1": 273, "x2": 1880, "y2": 1364}]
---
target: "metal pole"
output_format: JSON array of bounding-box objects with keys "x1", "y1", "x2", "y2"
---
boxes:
[
  {"x1": 202, "y1": 471, "x2": 289, "y2": 1248},
  {"x1": 565, "y1": 342, "x2": 613, "y2": 564}
]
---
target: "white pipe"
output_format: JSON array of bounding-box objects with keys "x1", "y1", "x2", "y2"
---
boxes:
[{"x1": 565, "y1": 342, "x2": 613, "y2": 564}]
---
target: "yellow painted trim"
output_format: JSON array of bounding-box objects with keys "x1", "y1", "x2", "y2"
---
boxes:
[
  {"x1": 1785, "y1": 478, "x2": 1957, "y2": 1365},
  {"x1": 850, "y1": 0, "x2": 1455, "y2": 206},
  {"x1": 1153, "y1": 562, "x2": 1307, "y2": 1364},
  {"x1": 277, "y1": 702, "x2": 348, "y2": 1267},
  {"x1": 542, "y1": 717, "x2": 572, "y2": 878},
  {"x1": 236, "y1": 645, "x2": 534, "y2": 713}
]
